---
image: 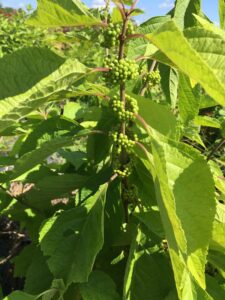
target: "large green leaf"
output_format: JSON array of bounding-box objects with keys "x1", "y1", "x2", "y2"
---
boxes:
[
  {"x1": 8, "y1": 136, "x2": 73, "y2": 181},
  {"x1": 127, "y1": 16, "x2": 170, "y2": 59},
  {"x1": 24, "y1": 247, "x2": 53, "y2": 294},
  {"x1": 27, "y1": 0, "x2": 102, "y2": 27},
  {"x1": 4, "y1": 291, "x2": 36, "y2": 300},
  {"x1": 210, "y1": 203, "x2": 225, "y2": 253},
  {"x1": 24, "y1": 173, "x2": 88, "y2": 210},
  {"x1": 132, "y1": 93, "x2": 179, "y2": 139},
  {"x1": 123, "y1": 227, "x2": 176, "y2": 300},
  {"x1": 0, "y1": 48, "x2": 64, "y2": 99},
  {"x1": 4, "y1": 128, "x2": 90, "y2": 181},
  {"x1": 159, "y1": 64, "x2": 179, "y2": 109},
  {"x1": 39, "y1": 184, "x2": 107, "y2": 285},
  {"x1": 79, "y1": 271, "x2": 120, "y2": 300},
  {"x1": 19, "y1": 117, "x2": 80, "y2": 156},
  {"x1": 194, "y1": 14, "x2": 225, "y2": 40},
  {"x1": 151, "y1": 135, "x2": 215, "y2": 299},
  {"x1": 178, "y1": 73, "x2": 199, "y2": 124},
  {"x1": 0, "y1": 52, "x2": 87, "y2": 133},
  {"x1": 146, "y1": 20, "x2": 225, "y2": 107},
  {"x1": 174, "y1": 0, "x2": 201, "y2": 29}
]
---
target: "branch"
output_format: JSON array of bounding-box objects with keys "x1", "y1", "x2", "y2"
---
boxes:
[
  {"x1": 92, "y1": 67, "x2": 110, "y2": 73},
  {"x1": 126, "y1": 33, "x2": 148, "y2": 41},
  {"x1": 207, "y1": 138, "x2": 225, "y2": 161},
  {"x1": 134, "y1": 113, "x2": 151, "y2": 135},
  {"x1": 140, "y1": 60, "x2": 157, "y2": 96}
]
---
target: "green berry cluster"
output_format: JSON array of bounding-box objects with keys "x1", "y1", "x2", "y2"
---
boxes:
[
  {"x1": 110, "y1": 132, "x2": 136, "y2": 154},
  {"x1": 102, "y1": 21, "x2": 135, "y2": 49},
  {"x1": 103, "y1": 23, "x2": 121, "y2": 48},
  {"x1": 113, "y1": 160, "x2": 132, "y2": 178},
  {"x1": 143, "y1": 70, "x2": 161, "y2": 87},
  {"x1": 127, "y1": 21, "x2": 135, "y2": 36},
  {"x1": 110, "y1": 95, "x2": 139, "y2": 122},
  {"x1": 123, "y1": 184, "x2": 138, "y2": 203},
  {"x1": 104, "y1": 57, "x2": 139, "y2": 84}
]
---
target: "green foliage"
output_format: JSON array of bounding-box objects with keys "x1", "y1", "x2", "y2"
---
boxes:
[
  {"x1": 0, "y1": 9, "x2": 47, "y2": 57},
  {"x1": 0, "y1": 1, "x2": 225, "y2": 300}
]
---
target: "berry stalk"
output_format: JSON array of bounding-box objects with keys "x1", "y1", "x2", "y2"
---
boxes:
[{"x1": 118, "y1": 11, "x2": 130, "y2": 157}]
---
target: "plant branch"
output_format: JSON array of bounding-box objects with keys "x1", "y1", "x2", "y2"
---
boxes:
[
  {"x1": 114, "y1": 1, "x2": 126, "y2": 20},
  {"x1": 126, "y1": 33, "x2": 147, "y2": 41},
  {"x1": 207, "y1": 138, "x2": 225, "y2": 161},
  {"x1": 140, "y1": 60, "x2": 157, "y2": 96},
  {"x1": 134, "y1": 113, "x2": 151, "y2": 135},
  {"x1": 92, "y1": 67, "x2": 110, "y2": 73},
  {"x1": 130, "y1": 0, "x2": 140, "y2": 12}
]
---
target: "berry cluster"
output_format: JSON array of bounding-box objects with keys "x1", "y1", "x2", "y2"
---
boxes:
[
  {"x1": 143, "y1": 70, "x2": 161, "y2": 87},
  {"x1": 127, "y1": 21, "x2": 135, "y2": 36},
  {"x1": 102, "y1": 21, "x2": 135, "y2": 49},
  {"x1": 103, "y1": 23, "x2": 121, "y2": 48},
  {"x1": 104, "y1": 57, "x2": 139, "y2": 84},
  {"x1": 110, "y1": 132, "x2": 136, "y2": 154},
  {"x1": 111, "y1": 95, "x2": 139, "y2": 122},
  {"x1": 123, "y1": 184, "x2": 138, "y2": 203},
  {"x1": 113, "y1": 160, "x2": 132, "y2": 178}
]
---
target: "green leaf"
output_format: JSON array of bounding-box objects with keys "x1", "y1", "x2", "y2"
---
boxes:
[
  {"x1": 87, "y1": 134, "x2": 111, "y2": 164},
  {"x1": 151, "y1": 135, "x2": 216, "y2": 299},
  {"x1": 24, "y1": 247, "x2": 53, "y2": 294},
  {"x1": 132, "y1": 157, "x2": 156, "y2": 208},
  {"x1": 19, "y1": 117, "x2": 80, "y2": 156},
  {"x1": 210, "y1": 203, "x2": 225, "y2": 253},
  {"x1": 4, "y1": 291, "x2": 36, "y2": 300},
  {"x1": 174, "y1": 0, "x2": 201, "y2": 29},
  {"x1": 24, "y1": 173, "x2": 88, "y2": 210},
  {"x1": 193, "y1": 116, "x2": 221, "y2": 129},
  {"x1": 27, "y1": 0, "x2": 102, "y2": 27},
  {"x1": 127, "y1": 16, "x2": 170, "y2": 59},
  {"x1": 6, "y1": 129, "x2": 91, "y2": 181},
  {"x1": 178, "y1": 73, "x2": 199, "y2": 124},
  {"x1": 0, "y1": 55, "x2": 87, "y2": 133},
  {"x1": 159, "y1": 64, "x2": 179, "y2": 109},
  {"x1": 206, "y1": 275, "x2": 225, "y2": 299},
  {"x1": 0, "y1": 48, "x2": 64, "y2": 99},
  {"x1": 8, "y1": 136, "x2": 73, "y2": 181},
  {"x1": 39, "y1": 184, "x2": 107, "y2": 285},
  {"x1": 146, "y1": 20, "x2": 225, "y2": 107},
  {"x1": 132, "y1": 93, "x2": 179, "y2": 139},
  {"x1": 79, "y1": 271, "x2": 120, "y2": 300},
  {"x1": 104, "y1": 179, "x2": 124, "y2": 245},
  {"x1": 194, "y1": 14, "x2": 225, "y2": 40},
  {"x1": 123, "y1": 227, "x2": 176, "y2": 300}
]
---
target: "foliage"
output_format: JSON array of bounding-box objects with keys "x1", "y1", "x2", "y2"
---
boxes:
[
  {"x1": 0, "y1": 0, "x2": 225, "y2": 299},
  {"x1": 0, "y1": 8, "x2": 47, "y2": 57}
]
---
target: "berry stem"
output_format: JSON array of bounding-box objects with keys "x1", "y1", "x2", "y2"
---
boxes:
[
  {"x1": 118, "y1": 11, "x2": 129, "y2": 157},
  {"x1": 118, "y1": 7, "x2": 131, "y2": 223}
]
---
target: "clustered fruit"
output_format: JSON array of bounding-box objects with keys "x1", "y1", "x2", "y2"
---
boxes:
[
  {"x1": 104, "y1": 57, "x2": 139, "y2": 84},
  {"x1": 113, "y1": 160, "x2": 133, "y2": 178},
  {"x1": 143, "y1": 70, "x2": 161, "y2": 87},
  {"x1": 123, "y1": 184, "x2": 138, "y2": 203},
  {"x1": 103, "y1": 23, "x2": 121, "y2": 48},
  {"x1": 109, "y1": 92, "x2": 139, "y2": 177},
  {"x1": 102, "y1": 21, "x2": 135, "y2": 49},
  {"x1": 127, "y1": 21, "x2": 135, "y2": 36},
  {"x1": 110, "y1": 94, "x2": 139, "y2": 122},
  {"x1": 110, "y1": 132, "x2": 137, "y2": 154}
]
